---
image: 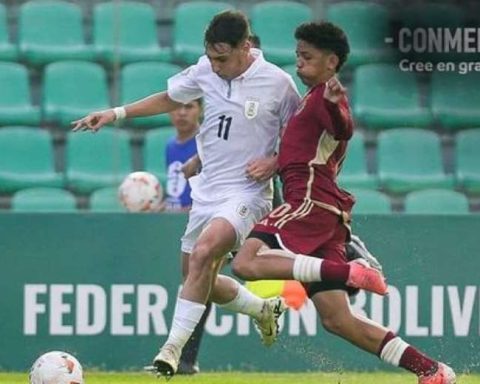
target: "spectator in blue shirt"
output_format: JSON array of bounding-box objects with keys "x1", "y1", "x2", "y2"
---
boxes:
[{"x1": 164, "y1": 99, "x2": 201, "y2": 211}]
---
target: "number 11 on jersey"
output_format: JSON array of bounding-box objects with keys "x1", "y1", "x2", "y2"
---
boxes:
[{"x1": 217, "y1": 115, "x2": 232, "y2": 140}]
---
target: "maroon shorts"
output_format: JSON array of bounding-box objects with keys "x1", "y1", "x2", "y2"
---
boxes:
[{"x1": 249, "y1": 200, "x2": 356, "y2": 297}]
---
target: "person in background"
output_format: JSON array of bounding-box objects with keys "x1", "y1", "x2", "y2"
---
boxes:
[{"x1": 164, "y1": 99, "x2": 201, "y2": 212}]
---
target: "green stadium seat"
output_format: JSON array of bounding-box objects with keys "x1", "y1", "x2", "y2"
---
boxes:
[
  {"x1": 0, "y1": 4, "x2": 17, "y2": 61},
  {"x1": 42, "y1": 61, "x2": 110, "y2": 128},
  {"x1": 377, "y1": 128, "x2": 454, "y2": 193},
  {"x1": 326, "y1": 2, "x2": 394, "y2": 67},
  {"x1": 404, "y1": 189, "x2": 469, "y2": 214},
  {"x1": 352, "y1": 64, "x2": 432, "y2": 129},
  {"x1": 66, "y1": 128, "x2": 132, "y2": 193},
  {"x1": 455, "y1": 129, "x2": 480, "y2": 194},
  {"x1": 0, "y1": 62, "x2": 40, "y2": 126},
  {"x1": 89, "y1": 187, "x2": 126, "y2": 212},
  {"x1": 18, "y1": 1, "x2": 94, "y2": 65},
  {"x1": 431, "y1": 72, "x2": 480, "y2": 130},
  {"x1": 12, "y1": 187, "x2": 77, "y2": 212},
  {"x1": 338, "y1": 132, "x2": 378, "y2": 189},
  {"x1": 121, "y1": 62, "x2": 182, "y2": 128},
  {"x1": 143, "y1": 127, "x2": 176, "y2": 189},
  {"x1": 173, "y1": 1, "x2": 232, "y2": 65},
  {"x1": 281, "y1": 64, "x2": 308, "y2": 96},
  {"x1": 93, "y1": 2, "x2": 171, "y2": 64},
  {"x1": 251, "y1": 1, "x2": 312, "y2": 66},
  {"x1": 0, "y1": 127, "x2": 63, "y2": 193},
  {"x1": 350, "y1": 188, "x2": 391, "y2": 214}
]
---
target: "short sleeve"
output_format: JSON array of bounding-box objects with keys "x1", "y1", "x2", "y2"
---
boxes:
[
  {"x1": 278, "y1": 76, "x2": 301, "y2": 127},
  {"x1": 167, "y1": 64, "x2": 203, "y2": 104}
]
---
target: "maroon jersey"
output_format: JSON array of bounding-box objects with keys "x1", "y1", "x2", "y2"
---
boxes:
[{"x1": 278, "y1": 83, "x2": 355, "y2": 212}]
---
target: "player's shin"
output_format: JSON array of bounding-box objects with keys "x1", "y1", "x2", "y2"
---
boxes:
[
  {"x1": 164, "y1": 297, "x2": 206, "y2": 352},
  {"x1": 217, "y1": 279, "x2": 264, "y2": 318},
  {"x1": 378, "y1": 331, "x2": 439, "y2": 377}
]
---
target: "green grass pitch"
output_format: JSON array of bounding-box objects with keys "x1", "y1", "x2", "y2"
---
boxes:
[{"x1": 3, "y1": 372, "x2": 479, "y2": 383}]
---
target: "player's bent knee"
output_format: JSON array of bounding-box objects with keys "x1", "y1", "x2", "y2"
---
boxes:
[
  {"x1": 231, "y1": 258, "x2": 255, "y2": 281},
  {"x1": 189, "y1": 243, "x2": 215, "y2": 271}
]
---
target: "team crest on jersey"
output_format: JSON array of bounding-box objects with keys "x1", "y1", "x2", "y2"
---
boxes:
[{"x1": 244, "y1": 99, "x2": 260, "y2": 119}]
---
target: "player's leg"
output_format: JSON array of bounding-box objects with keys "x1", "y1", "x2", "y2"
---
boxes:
[
  {"x1": 232, "y1": 235, "x2": 387, "y2": 295},
  {"x1": 153, "y1": 217, "x2": 237, "y2": 377},
  {"x1": 205, "y1": 194, "x2": 286, "y2": 347},
  {"x1": 177, "y1": 252, "x2": 211, "y2": 375},
  {"x1": 311, "y1": 290, "x2": 456, "y2": 384},
  {"x1": 177, "y1": 302, "x2": 212, "y2": 375}
]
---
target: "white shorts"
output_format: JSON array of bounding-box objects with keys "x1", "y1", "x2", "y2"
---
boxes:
[{"x1": 181, "y1": 194, "x2": 272, "y2": 254}]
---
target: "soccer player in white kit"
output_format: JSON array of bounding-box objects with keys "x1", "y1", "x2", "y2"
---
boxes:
[{"x1": 72, "y1": 10, "x2": 300, "y2": 377}]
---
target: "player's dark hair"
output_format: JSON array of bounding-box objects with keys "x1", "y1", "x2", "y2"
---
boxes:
[
  {"x1": 249, "y1": 34, "x2": 261, "y2": 48},
  {"x1": 204, "y1": 10, "x2": 250, "y2": 48},
  {"x1": 295, "y1": 21, "x2": 350, "y2": 71}
]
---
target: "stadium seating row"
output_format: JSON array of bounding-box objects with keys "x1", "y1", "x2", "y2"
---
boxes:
[
  {"x1": 0, "y1": 126, "x2": 479, "y2": 196},
  {"x1": 0, "y1": 1, "x2": 310, "y2": 66},
  {"x1": 340, "y1": 129, "x2": 480, "y2": 194},
  {"x1": 1, "y1": 60, "x2": 479, "y2": 130},
  {"x1": 0, "y1": 126, "x2": 174, "y2": 194},
  {"x1": 0, "y1": 1, "x2": 471, "y2": 67},
  {"x1": 351, "y1": 188, "x2": 471, "y2": 214},
  {"x1": 6, "y1": 186, "x2": 473, "y2": 214}
]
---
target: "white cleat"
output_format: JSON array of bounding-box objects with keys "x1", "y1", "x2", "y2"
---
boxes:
[
  {"x1": 254, "y1": 296, "x2": 286, "y2": 347},
  {"x1": 347, "y1": 235, "x2": 383, "y2": 272},
  {"x1": 151, "y1": 344, "x2": 181, "y2": 379}
]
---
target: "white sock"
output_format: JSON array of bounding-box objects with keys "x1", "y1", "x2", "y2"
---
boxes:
[
  {"x1": 292, "y1": 254, "x2": 323, "y2": 282},
  {"x1": 218, "y1": 281, "x2": 264, "y2": 320},
  {"x1": 380, "y1": 336, "x2": 410, "y2": 366},
  {"x1": 165, "y1": 298, "x2": 206, "y2": 350}
]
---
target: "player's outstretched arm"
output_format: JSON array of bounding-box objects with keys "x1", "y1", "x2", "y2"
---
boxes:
[{"x1": 71, "y1": 91, "x2": 182, "y2": 132}]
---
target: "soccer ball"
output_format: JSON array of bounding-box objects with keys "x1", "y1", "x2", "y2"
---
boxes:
[
  {"x1": 29, "y1": 351, "x2": 84, "y2": 384},
  {"x1": 118, "y1": 171, "x2": 163, "y2": 212}
]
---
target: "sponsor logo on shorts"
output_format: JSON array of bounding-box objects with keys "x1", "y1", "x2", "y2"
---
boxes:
[{"x1": 236, "y1": 203, "x2": 249, "y2": 218}]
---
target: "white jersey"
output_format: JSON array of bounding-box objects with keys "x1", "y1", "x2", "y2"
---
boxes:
[{"x1": 167, "y1": 48, "x2": 300, "y2": 203}]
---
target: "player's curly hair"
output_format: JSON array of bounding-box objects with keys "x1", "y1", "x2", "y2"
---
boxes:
[
  {"x1": 295, "y1": 21, "x2": 350, "y2": 71},
  {"x1": 204, "y1": 10, "x2": 251, "y2": 48}
]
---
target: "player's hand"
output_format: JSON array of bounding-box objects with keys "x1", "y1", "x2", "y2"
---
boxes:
[
  {"x1": 181, "y1": 154, "x2": 201, "y2": 179},
  {"x1": 324, "y1": 76, "x2": 347, "y2": 104},
  {"x1": 246, "y1": 156, "x2": 278, "y2": 182},
  {"x1": 71, "y1": 109, "x2": 116, "y2": 132}
]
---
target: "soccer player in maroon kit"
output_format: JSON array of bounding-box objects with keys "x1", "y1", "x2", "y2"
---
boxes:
[{"x1": 232, "y1": 21, "x2": 456, "y2": 384}]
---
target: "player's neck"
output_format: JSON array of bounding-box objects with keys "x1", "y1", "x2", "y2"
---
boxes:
[
  {"x1": 176, "y1": 127, "x2": 198, "y2": 143},
  {"x1": 236, "y1": 53, "x2": 255, "y2": 78}
]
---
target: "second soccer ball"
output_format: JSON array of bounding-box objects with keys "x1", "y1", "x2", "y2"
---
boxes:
[{"x1": 118, "y1": 171, "x2": 163, "y2": 212}]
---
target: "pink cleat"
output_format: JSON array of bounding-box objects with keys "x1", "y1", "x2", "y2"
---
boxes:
[
  {"x1": 419, "y1": 363, "x2": 456, "y2": 384},
  {"x1": 346, "y1": 261, "x2": 388, "y2": 295}
]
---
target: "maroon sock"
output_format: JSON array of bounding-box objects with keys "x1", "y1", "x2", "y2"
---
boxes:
[
  {"x1": 399, "y1": 346, "x2": 438, "y2": 377},
  {"x1": 378, "y1": 332, "x2": 438, "y2": 377},
  {"x1": 377, "y1": 331, "x2": 396, "y2": 356},
  {"x1": 320, "y1": 260, "x2": 349, "y2": 282}
]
